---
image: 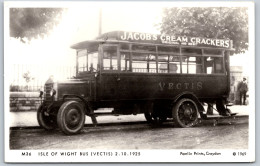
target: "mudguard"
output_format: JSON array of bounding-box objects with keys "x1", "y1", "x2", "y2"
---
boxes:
[{"x1": 173, "y1": 92, "x2": 206, "y2": 118}]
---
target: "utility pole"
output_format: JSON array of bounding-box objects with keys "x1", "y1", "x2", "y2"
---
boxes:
[{"x1": 99, "y1": 8, "x2": 102, "y2": 35}]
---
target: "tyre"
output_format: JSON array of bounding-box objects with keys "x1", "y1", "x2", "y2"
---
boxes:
[
  {"x1": 57, "y1": 101, "x2": 85, "y2": 135},
  {"x1": 172, "y1": 98, "x2": 199, "y2": 128},
  {"x1": 37, "y1": 104, "x2": 56, "y2": 130}
]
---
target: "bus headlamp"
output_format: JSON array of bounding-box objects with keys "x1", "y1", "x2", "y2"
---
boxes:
[{"x1": 39, "y1": 91, "x2": 44, "y2": 98}]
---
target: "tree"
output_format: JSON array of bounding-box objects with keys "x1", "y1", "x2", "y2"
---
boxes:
[
  {"x1": 160, "y1": 7, "x2": 248, "y2": 54},
  {"x1": 23, "y1": 71, "x2": 34, "y2": 91},
  {"x1": 10, "y1": 8, "x2": 65, "y2": 42},
  {"x1": 23, "y1": 71, "x2": 34, "y2": 83}
]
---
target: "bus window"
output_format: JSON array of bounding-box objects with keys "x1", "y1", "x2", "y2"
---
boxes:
[
  {"x1": 130, "y1": 44, "x2": 156, "y2": 73},
  {"x1": 87, "y1": 52, "x2": 98, "y2": 72},
  {"x1": 148, "y1": 54, "x2": 156, "y2": 73},
  {"x1": 182, "y1": 56, "x2": 188, "y2": 73},
  {"x1": 158, "y1": 55, "x2": 168, "y2": 73},
  {"x1": 195, "y1": 57, "x2": 203, "y2": 74},
  {"x1": 204, "y1": 49, "x2": 222, "y2": 56},
  {"x1": 203, "y1": 49, "x2": 224, "y2": 74},
  {"x1": 78, "y1": 56, "x2": 87, "y2": 72},
  {"x1": 182, "y1": 56, "x2": 203, "y2": 74},
  {"x1": 214, "y1": 57, "x2": 224, "y2": 73},
  {"x1": 157, "y1": 46, "x2": 180, "y2": 73},
  {"x1": 77, "y1": 49, "x2": 98, "y2": 73},
  {"x1": 78, "y1": 50, "x2": 87, "y2": 72},
  {"x1": 158, "y1": 46, "x2": 179, "y2": 54},
  {"x1": 120, "y1": 43, "x2": 129, "y2": 50},
  {"x1": 158, "y1": 55, "x2": 181, "y2": 74},
  {"x1": 132, "y1": 53, "x2": 156, "y2": 73},
  {"x1": 187, "y1": 57, "x2": 196, "y2": 74},
  {"x1": 182, "y1": 48, "x2": 202, "y2": 56},
  {"x1": 205, "y1": 57, "x2": 214, "y2": 74},
  {"x1": 169, "y1": 55, "x2": 180, "y2": 73},
  {"x1": 132, "y1": 45, "x2": 156, "y2": 52},
  {"x1": 132, "y1": 53, "x2": 148, "y2": 73},
  {"x1": 204, "y1": 57, "x2": 224, "y2": 74},
  {"x1": 121, "y1": 53, "x2": 130, "y2": 71},
  {"x1": 103, "y1": 46, "x2": 118, "y2": 71}
]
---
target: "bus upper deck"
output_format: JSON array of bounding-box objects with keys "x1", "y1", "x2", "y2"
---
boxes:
[{"x1": 71, "y1": 31, "x2": 234, "y2": 76}]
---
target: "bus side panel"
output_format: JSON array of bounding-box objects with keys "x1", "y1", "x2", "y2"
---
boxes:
[
  {"x1": 99, "y1": 73, "x2": 119, "y2": 101},
  {"x1": 116, "y1": 73, "x2": 228, "y2": 101}
]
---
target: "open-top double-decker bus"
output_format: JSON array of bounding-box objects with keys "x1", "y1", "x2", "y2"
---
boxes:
[{"x1": 38, "y1": 31, "x2": 234, "y2": 135}]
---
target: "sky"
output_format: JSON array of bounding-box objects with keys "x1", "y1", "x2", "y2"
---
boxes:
[
  {"x1": 8, "y1": 4, "x2": 163, "y2": 66},
  {"x1": 6, "y1": 3, "x2": 164, "y2": 83},
  {"x1": 5, "y1": 2, "x2": 253, "y2": 84}
]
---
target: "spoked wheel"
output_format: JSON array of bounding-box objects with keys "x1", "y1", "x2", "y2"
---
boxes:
[
  {"x1": 172, "y1": 98, "x2": 199, "y2": 127},
  {"x1": 57, "y1": 101, "x2": 85, "y2": 135},
  {"x1": 37, "y1": 104, "x2": 56, "y2": 130}
]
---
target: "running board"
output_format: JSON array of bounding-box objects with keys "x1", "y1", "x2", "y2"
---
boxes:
[{"x1": 93, "y1": 112, "x2": 120, "y2": 116}]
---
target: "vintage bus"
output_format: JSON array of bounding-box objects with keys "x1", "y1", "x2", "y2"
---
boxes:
[{"x1": 38, "y1": 31, "x2": 234, "y2": 135}]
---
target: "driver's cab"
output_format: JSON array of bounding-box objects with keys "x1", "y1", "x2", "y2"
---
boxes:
[
  {"x1": 72, "y1": 42, "x2": 121, "y2": 102},
  {"x1": 74, "y1": 41, "x2": 121, "y2": 77},
  {"x1": 77, "y1": 49, "x2": 98, "y2": 73},
  {"x1": 74, "y1": 41, "x2": 100, "y2": 77}
]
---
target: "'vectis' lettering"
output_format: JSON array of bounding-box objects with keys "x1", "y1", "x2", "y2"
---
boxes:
[
  {"x1": 159, "y1": 82, "x2": 166, "y2": 91},
  {"x1": 159, "y1": 82, "x2": 203, "y2": 91},
  {"x1": 197, "y1": 82, "x2": 202, "y2": 90}
]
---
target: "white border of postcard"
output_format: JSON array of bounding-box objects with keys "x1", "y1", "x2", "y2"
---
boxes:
[{"x1": 4, "y1": 1, "x2": 255, "y2": 163}]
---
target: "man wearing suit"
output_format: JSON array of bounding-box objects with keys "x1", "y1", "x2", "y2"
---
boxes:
[{"x1": 237, "y1": 77, "x2": 248, "y2": 105}]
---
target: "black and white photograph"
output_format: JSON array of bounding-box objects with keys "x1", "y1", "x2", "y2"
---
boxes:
[{"x1": 4, "y1": 1, "x2": 255, "y2": 163}]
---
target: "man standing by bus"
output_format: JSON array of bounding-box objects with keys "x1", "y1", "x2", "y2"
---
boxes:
[{"x1": 237, "y1": 77, "x2": 248, "y2": 105}]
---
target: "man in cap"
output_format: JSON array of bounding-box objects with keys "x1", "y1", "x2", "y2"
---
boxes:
[{"x1": 237, "y1": 77, "x2": 248, "y2": 105}]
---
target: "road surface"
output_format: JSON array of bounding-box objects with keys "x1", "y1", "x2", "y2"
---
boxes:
[{"x1": 9, "y1": 116, "x2": 248, "y2": 150}]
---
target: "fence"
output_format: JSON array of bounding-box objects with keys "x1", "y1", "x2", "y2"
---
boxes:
[{"x1": 9, "y1": 64, "x2": 76, "y2": 92}]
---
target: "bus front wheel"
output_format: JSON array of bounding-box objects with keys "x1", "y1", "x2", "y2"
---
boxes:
[
  {"x1": 57, "y1": 101, "x2": 85, "y2": 135},
  {"x1": 37, "y1": 104, "x2": 56, "y2": 130},
  {"x1": 172, "y1": 98, "x2": 199, "y2": 128}
]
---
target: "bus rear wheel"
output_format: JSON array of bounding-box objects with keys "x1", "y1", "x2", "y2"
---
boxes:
[
  {"x1": 57, "y1": 101, "x2": 85, "y2": 135},
  {"x1": 172, "y1": 98, "x2": 199, "y2": 128},
  {"x1": 37, "y1": 104, "x2": 56, "y2": 130}
]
